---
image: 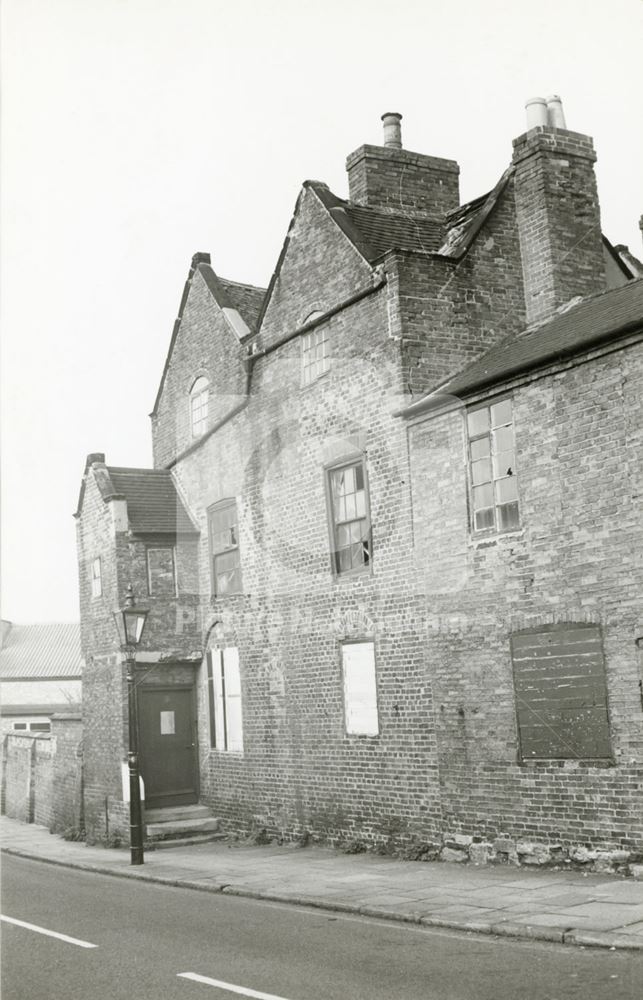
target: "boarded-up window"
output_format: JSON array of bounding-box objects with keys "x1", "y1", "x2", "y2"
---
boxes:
[
  {"x1": 511, "y1": 624, "x2": 611, "y2": 760},
  {"x1": 207, "y1": 647, "x2": 243, "y2": 752},
  {"x1": 342, "y1": 641, "x2": 379, "y2": 736},
  {"x1": 147, "y1": 547, "x2": 176, "y2": 597}
]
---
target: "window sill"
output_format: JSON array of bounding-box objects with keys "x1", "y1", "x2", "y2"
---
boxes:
[
  {"x1": 469, "y1": 526, "x2": 525, "y2": 547},
  {"x1": 332, "y1": 566, "x2": 373, "y2": 584},
  {"x1": 518, "y1": 757, "x2": 615, "y2": 768}
]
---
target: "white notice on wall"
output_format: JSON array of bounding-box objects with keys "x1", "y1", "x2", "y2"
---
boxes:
[{"x1": 160, "y1": 711, "x2": 175, "y2": 735}]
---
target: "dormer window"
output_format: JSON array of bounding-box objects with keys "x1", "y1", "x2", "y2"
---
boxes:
[{"x1": 190, "y1": 376, "x2": 209, "y2": 438}]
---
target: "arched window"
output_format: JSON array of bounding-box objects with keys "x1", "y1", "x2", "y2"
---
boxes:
[{"x1": 190, "y1": 376, "x2": 209, "y2": 438}]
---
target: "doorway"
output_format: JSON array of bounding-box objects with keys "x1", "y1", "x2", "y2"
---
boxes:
[{"x1": 138, "y1": 685, "x2": 198, "y2": 809}]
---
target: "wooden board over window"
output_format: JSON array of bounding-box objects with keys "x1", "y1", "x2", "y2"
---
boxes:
[{"x1": 511, "y1": 624, "x2": 611, "y2": 761}]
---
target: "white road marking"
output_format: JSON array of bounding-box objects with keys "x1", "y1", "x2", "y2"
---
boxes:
[
  {"x1": 178, "y1": 972, "x2": 296, "y2": 1000},
  {"x1": 1, "y1": 914, "x2": 98, "y2": 948}
]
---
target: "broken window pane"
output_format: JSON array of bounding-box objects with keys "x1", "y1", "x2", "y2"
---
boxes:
[
  {"x1": 467, "y1": 399, "x2": 520, "y2": 533},
  {"x1": 328, "y1": 459, "x2": 371, "y2": 574}
]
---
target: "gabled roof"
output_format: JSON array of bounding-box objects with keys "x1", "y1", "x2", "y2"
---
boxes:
[
  {"x1": 150, "y1": 253, "x2": 266, "y2": 418},
  {"x1": 104, "y1": 467, "x2": 199, "y2": 535},
  {"x1": 400, "y1": 279, "x2": 643, "y2": 416},
  {"x1": 0, "y1": 623, "x2": 82, "y2": 679}
]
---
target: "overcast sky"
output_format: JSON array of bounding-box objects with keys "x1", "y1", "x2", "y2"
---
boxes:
[{"x1": 2, "y1": 0, "x2": 642, "y2": 624}]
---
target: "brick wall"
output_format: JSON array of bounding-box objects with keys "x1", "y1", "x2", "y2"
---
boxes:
[
  {"x1": 513, "y1": 128, "x2": 607, "y2": 324},
  {"x1": 76, "y1": 463, "x2": 204, "y2": 837},
  {"x1": 2, "y1": 733, "x2": 53, "y2": 826},
  {"x1": 2, "y1": 734, "x2": 35, "y2": 822},
  {"x1": 408, "y1": 340, "x2": 643, "y2": 850},
  {"x1": 50, "y1": 714, "x2": 83, "y2": 834},
  {"x1": 256, "y1": 186, "x2": 374, "y2": 352},
  {"x1": 152, "y1": 267, "x2": 249, "y2": 469},
  {"x1": 391, "y1": 177, "x2": 527, "y2": 397},
  {"x1": 33, "y1": 737, "x2": 53, "y2": 827},
  {"x1": 346, "y1": 144, "x2": 460, "y2": 216},
  {"x1": 163, "y1": 200, "x2": 446, "y2": 845}
]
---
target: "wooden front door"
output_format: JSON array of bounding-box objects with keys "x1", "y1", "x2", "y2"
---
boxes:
[{"x1": 138, "y1": 686, "x2": 198, "y2": 809}]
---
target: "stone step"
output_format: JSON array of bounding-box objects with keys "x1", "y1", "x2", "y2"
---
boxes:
[
  {"x1": 144, "y1": 804, "x2": 212, "y2": 824},
  {"x1": 145, "y1": 832, "x2": 227, "y2": 852},
  {"x1": 146, "y1": 816, "x2": 221, "y2": 840}
]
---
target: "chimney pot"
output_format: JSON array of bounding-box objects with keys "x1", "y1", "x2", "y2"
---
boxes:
[
  {"x1": 546, "y1": 95, "x2": 567, "y2": 129},
  {"x1": 381, "y1": 112, "x2": 403, "y2": 149},
  {"x1": 525, "y1": 97, "x2": 548, "y2": 130}
]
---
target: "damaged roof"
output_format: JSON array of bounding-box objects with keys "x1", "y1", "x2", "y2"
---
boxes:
[
  {"x1": 311, "y1": 182, "x2": 444, "y2": 261},
  {"x1": 401, "y1": 279, "x2": 643, "y2": 416},
  {"x1": 197, "y1": 264, "x2": 266, "y2": 333},
  {"x1": 104, "y1": 466, "x2": 199, "y2": 535},
  {"x1": 438, "y1": 169, "x2": 514, "y2": 258}
]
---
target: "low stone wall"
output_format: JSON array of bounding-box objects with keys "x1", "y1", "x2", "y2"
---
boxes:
[
  {"x1": 1, "y1": 715, "x2": 83, "y2": 833},
  {"x1": 396, "y1": 833, "x2": 643, "y2": 877}
]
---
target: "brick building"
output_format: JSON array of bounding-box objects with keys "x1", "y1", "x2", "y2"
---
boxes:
[{"x1": 75, "y1": 99, "x2": 643, "y2": 862}]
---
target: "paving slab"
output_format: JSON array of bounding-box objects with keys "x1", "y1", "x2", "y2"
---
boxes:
[{"x1": 2, "y1": 816, "x2": 642, "y2": 952}]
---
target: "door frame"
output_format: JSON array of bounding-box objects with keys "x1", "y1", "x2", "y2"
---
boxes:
[{"x1": 137, "y1": 681, "x2": 200, "y2": 809}]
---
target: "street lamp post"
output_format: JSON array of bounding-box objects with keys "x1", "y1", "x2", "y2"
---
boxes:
[{"x1": 114, "y1": 584, "x2": 149, "y2": 866}]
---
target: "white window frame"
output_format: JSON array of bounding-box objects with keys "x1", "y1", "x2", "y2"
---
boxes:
[
  {"x1": 190, "y1": 376, "x2": 210, "y2": 438},
  {"x1": 341, "y1": 641, "x2": 379, "y2": 736},
  {"x1": 91, "y1": 557, "x2": 102, "y2": 598},
  {"x1": 207, "y1": 647, "x2": 243, "y2": 752},
  {"x1": 466, "y1": 397, "x2": 520, "y2": 534},
  {"x1": 326, "y1": 458, "x2": 372, "y2": 576},
  {"x1": 302, "y1": 326, "x2": 329, "y2": 386}
]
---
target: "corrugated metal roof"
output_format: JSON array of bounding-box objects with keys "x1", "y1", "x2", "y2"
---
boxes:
[
  {"x1": 106, "y1": 467, "x2": 199, "y2": 536},
  {"x1": 0, "y1": 624, "x2": 82, "y2": 679}
]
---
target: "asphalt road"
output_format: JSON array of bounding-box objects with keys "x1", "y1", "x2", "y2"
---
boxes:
[{"x1": 1, "y1": 855, "x2": 641, "y2": 1000}]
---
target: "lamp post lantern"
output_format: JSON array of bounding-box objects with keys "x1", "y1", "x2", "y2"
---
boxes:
[{"x1": 113, "y1": 584, "x2": 149, "y2": 866}]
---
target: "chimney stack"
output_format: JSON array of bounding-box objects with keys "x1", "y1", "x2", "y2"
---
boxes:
[
  {"x1": 346, "y1": 113, "x2": 460, "y2": 217},
  {"x1": 513, "y1": 95, "x2": 606, "y2": 324}
]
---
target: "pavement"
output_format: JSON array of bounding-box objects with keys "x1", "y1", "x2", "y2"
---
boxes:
[{"x1": 2, "y1": 816, "x2": 643, "y2": 952}]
